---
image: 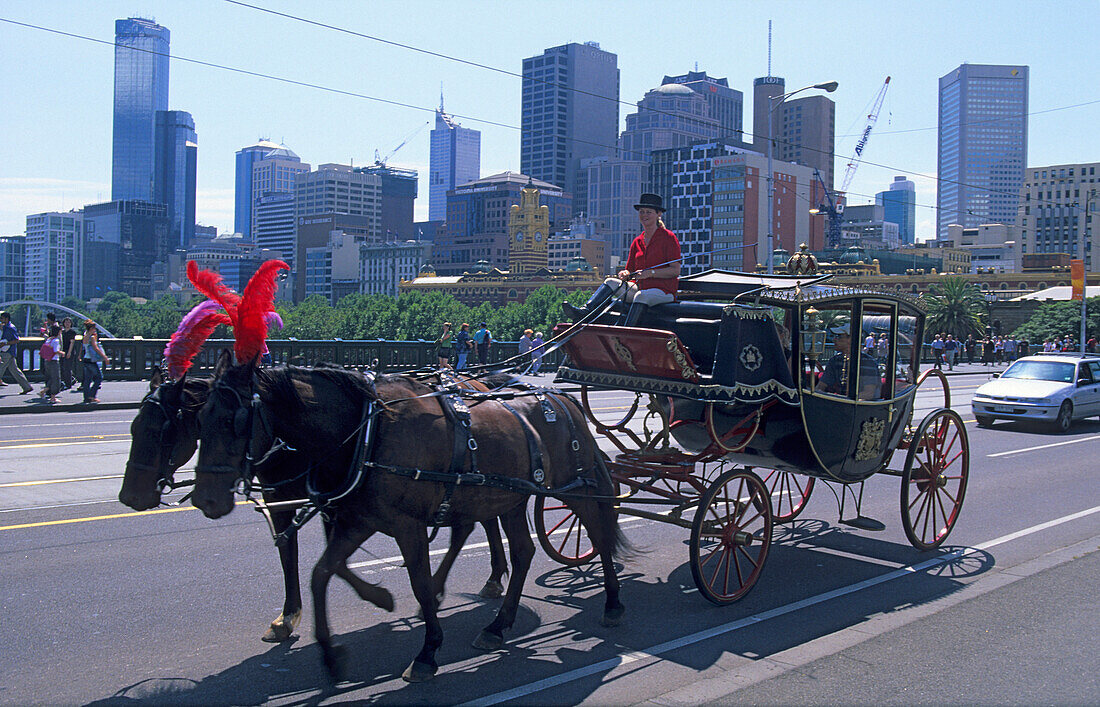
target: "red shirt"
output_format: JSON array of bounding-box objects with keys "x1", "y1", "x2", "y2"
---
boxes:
[{"x1": 626, "y1": 226, "x2": 681, "y2": 295}]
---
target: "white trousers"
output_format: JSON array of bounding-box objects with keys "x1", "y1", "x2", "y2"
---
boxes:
[{"x1": 604, "y1": 277, "x2": 674, "y2": 306}]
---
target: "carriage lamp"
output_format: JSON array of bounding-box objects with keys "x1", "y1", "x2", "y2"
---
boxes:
[{"x1": 801, "y1": 307, "x2": 826, "y2": 360}]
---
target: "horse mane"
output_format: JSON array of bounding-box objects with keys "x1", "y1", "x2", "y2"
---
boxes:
[
  {"x1": 180, "y1": 376, "x2": 214, "y2": 413},
  {"x1": 252, "y1": 364, "x2": 379, "y2": 416}
]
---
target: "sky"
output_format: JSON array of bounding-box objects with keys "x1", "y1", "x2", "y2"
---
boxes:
[{"x1": 1, "y1": 0, "x2": 1098, "y2": 244}]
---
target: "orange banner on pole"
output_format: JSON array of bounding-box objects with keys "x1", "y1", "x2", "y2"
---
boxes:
[{"x1": 1070, "y1": 259, "x2": 1085, "y2": 301}]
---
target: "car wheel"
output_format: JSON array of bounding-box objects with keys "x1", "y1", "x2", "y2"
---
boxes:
[
  {"x1": 1053, "y1": 401, "x2": 1073, "y2": 433},
  {"x1": 975, "y1": 415, "x2": 994, "y2": 428}
]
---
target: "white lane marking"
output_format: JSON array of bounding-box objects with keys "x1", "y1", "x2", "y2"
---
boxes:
[
  {"x1": 987, "y1": 434, "x2": 1100, "y2": 457},
  {"x1": 0, "y1": 474, "x2": 123, "y2": 488},
  {"x1": 347, "y1": 516, "x2": 650, "y2": 571},
  {"x1": 460, "y1": 504, "x2": 1100, "y2": 707}
]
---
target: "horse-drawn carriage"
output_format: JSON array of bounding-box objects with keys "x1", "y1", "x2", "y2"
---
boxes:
[
  {"x1": 537, "y1": 268, "x2": 969, "y2": 604},
  {"x1": 123, "y1": 259, "x2": 969, "y2": 681}
]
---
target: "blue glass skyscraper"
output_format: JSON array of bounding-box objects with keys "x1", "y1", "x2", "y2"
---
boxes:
[
  {"x1": 877, "y1": 176, "x2": 916, "y2": 245},
  {"x1": 429, "y1": 103, "x2": 481, "y2": 222},
  {"x1": 112, "y1": 18, "x2": 170, "y2": 201},
  {"x1": 937, "y1": 64, "x2": 1028, "y2": 239},
  {"x1": 154, "y1": 110, "x2": 197, "y2": 249}
]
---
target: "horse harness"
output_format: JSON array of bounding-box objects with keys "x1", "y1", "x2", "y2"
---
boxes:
[{"x1": 127, "y1": 387, "x2": 196, "y2": 502}]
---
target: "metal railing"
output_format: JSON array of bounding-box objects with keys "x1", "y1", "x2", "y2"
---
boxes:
[{"x1": 3, "y1": 337, "x2": 564, "y2": 381}]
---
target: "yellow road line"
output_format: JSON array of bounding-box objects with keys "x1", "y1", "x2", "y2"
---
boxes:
[
  {"x1": 0, "y1": 439, "x2": 129, "y2": 451},
  {"x1": 0, "y1": 500, "x2": 250, "y2": 532},
  {"x1": 0, "y1": 474, "x2": 123, "y2": 488}
]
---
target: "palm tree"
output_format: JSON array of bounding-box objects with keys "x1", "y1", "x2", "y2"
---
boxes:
[{"x1": 923, "y1": 276, "x2": 986, "y2": 339}]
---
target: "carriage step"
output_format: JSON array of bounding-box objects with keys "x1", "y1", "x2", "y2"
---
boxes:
[{"x1": 840, "y1": 515, "x2": 886, "y2": 531}]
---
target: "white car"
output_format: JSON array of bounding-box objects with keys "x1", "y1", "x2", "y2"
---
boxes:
[{"x1": 971, "y1": 353, "x2": 1100, "y2": 432}]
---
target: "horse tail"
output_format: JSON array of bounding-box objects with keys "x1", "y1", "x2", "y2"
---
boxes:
[{"x1": 592, "y1": 451, "x2": 642, "y2": 562}]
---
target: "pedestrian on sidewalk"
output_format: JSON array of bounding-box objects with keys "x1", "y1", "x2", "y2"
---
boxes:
[
  {"x1": 454, "y1": 323, "x2": 472, "y2": 370},
  {"x1": 474, "y1": 322, "x2": 492, "y2": 365},
  {"x1": 517, "y1": 329, "x2": 534, "y2": 373},
  {"x1": 80, "y1": 319, "x2": 110, "y2": 404},
  {"x1": 944, "y1": 334, "x2": 958, "y2": 370},
  {"x1": 0, "y1": 311, "x2": 34, "y2": 394},
  {"x1": 39, "y1": 324, "x2": 61, "y2": 403},
  {"x1": 59, "y1": 317, "x2": 78, "y2": 389},
  {"x1": 531, "y1": 331, "x2": 545, "y2": 376},
  {"x1": 930, "y1": 334, "x2": 944, "y2": 370},
  {"x1": 965, "y1": 334, "x2": 976, "y2": 364}
]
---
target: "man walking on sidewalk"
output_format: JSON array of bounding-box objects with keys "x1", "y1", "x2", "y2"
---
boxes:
[{"x1": 0, "y1": 311, "x2": 34, "y2": 395}]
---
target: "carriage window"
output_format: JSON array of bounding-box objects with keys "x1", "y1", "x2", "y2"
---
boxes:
[
  {"x1": 895, "y1": 308, "x2": 920, "y2": 396},
  {"x1": 802, "y1": 303, "x2": 855, "y2": 399},
  {"x1": 860, "y1": 303, "x2": 894, "y2": 401}
]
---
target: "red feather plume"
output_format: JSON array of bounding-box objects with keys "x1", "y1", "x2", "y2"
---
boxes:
[
  {"x1": 186, "y1": 260, "x2": 241, "y2": 320},
  {"x1": 163, "y1": 300, "x2": 232, "y2": 379},
  {"x1": 234, "y1": 259, "x2": 289, "y2": 363}
]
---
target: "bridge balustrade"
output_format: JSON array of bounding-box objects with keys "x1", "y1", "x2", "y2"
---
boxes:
[{"x1": 4, "y1": 338, "x2": 562, "y2": 381}]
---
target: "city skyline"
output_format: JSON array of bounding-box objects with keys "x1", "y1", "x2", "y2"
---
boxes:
[{"x1": 2, "y1": 1, "x2": 1097, "y2": 243}]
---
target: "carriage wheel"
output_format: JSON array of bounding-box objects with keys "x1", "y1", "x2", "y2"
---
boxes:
[
  {"x1": 534, "y1": 484, "x2": 621, "y2": 566},
  {"x1": 689, "y1": 469, "x2": 773, "y2": 605},
  {"x1": 755, "y1": 469, "x2": 815, "y2": 523},
  {"x1": 901, "y1": 408, "x2": 969, "y2": 551}
]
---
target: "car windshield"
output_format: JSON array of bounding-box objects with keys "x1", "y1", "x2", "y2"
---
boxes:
[{"x1": 1001, "y1": 360, "x2": 1075, "y2": 383}]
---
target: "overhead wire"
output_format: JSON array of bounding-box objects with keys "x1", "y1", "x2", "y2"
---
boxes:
[
  {"x1": 2, "y1": 12, "x2": 1094, "y2": 224},
  {"x1": 220, "y1": 2, "x2": 1097, "y2": 217}
]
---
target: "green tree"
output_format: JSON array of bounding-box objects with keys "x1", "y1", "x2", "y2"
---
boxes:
[
  {"x1": 1012, "y1": 296, "x2": 1100, "y2": 345},
  {"x1": 396, "y1": 291, "x2": 468, "y2": 340},
  {"x1": 922, "y1": 276, "x2": 987, "y2": 340}
]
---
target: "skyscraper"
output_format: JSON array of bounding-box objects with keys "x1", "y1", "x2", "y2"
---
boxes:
[
  {"x1": 619, "y1": 84, "x2": 721, "y2": 162},
  {"x1": 24, "y1": 211, "x2": 82, "y2": 302},
  {"x1": 234, "y1": 140, "x2": 308, "y2": 238},
  {"x1": 937, "y1": 63, "x2": 1029, "y2": 239},
  {"x1": 112, "y1": 18, "x2": 170, "y2": 202},
  {"x1": 154, "y1": 110, "x2": 197, "y2": 249},
  {"x1": 521, "y1": 42, "x2": 619, "y2": 211},
  {"x1": 877, "y1": 176, "x2": 917, "y2": 244},
  {"x1": 429, "y1": 103, "x2": 480, "y2": 222},
  {"x1": 752, "y1": 76, "x2": 836, "y2": 192},
  {"x1": 661, "y1": 71, "x2": 743, "y2": 140}
]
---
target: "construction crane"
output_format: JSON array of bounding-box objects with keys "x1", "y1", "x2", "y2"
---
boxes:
[
  {"x1": 820, "y1": 76, "x2": 891, "y2": 249},
  {"x1": 374, "y1": 121, "x2": 429, "y2": 167}
]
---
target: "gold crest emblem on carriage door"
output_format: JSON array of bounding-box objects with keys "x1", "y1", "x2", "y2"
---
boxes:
[
  {"x1": 611, "y1": 338, "x2": 637, "y2": 371},
  {"x1": 854, "y1": 418, "x2": 886, "y2": 461}
]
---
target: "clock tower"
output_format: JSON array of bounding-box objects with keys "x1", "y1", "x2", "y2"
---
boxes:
[{"x1": 508, "y1": 182, "x2": 549, "y2": 274}]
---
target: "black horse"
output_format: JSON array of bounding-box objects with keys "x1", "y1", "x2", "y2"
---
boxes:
[
  {"x1": 191, "y1": 354, "x2": 626, "y2": 682},
  {"x1": 120, "y1": 366, "x2": 510, "y2": 642}
]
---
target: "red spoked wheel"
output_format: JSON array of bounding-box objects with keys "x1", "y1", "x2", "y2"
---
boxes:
[
  {"x1": 534, "y1": 495, "x2": 598, "y2": 566},
  {"x1": 901, "y1": 408, "x2": 969, "y2": 551},
  {"x1": 755, "y1": 468, "x2": 815, "y2": 523},
  {"x1": 689, "y1": 469, "x2": 773, "y2": 605}
]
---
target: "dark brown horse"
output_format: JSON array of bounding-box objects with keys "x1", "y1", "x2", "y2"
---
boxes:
[
  {"x1": 121, "y1": 366, "x2": 509, "y2": 642},
  {"x1": 192, "y1": 354, "x2": 626, "y2": 682}
]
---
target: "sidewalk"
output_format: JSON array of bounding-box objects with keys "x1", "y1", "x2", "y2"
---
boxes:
[
  {"x1": 0, "y1": 363, "x2": 1003, "y2": 416},
  {"x1": 0, "y1": 380, "x2": 151, "y2": 415}
]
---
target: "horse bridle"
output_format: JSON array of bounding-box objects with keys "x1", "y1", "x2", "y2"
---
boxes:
[
  {"x1": 126, "y1": 389, "x2": 195, "y2": 502},
  {"x1": 197, "y1": 379, "x2": 283, "y2": 495}
]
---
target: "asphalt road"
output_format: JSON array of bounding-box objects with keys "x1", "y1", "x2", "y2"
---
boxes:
[{"x1": 1, "y1": 372, "x2": 1098, "y2": 705}]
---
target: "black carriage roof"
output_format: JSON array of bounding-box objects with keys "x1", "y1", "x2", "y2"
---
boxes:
[{"x1": 678, "y1": 269, "x2": 925, "y2": 311}]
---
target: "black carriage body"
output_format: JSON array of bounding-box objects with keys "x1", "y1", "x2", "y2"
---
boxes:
[{"x1": 556, "y1": 270, "x2": 927, "y2": 484}]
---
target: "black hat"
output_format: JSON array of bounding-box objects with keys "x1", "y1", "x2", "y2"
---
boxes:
[{"x1": 633, "y1": 193, "x2": 666, "y2": 212}]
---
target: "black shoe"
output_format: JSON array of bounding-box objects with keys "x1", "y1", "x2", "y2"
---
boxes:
[{"x1": 562, "y1": 301, "x2": 586, "y2": 321}]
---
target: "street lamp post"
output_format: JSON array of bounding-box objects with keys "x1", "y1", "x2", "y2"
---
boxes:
[
  {"x1": 766, "y1": 81, "x2": 838, "y2": 274},
  {"x1": 1078, "y1": 189, "x2": 1096, "y2": 353}
]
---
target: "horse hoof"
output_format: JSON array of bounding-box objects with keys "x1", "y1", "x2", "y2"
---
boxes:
[
  {"x1": 472, "y1": 629, "x2": 504, "y2": 651},
  {"x1": 375, "y1": 588, "x2": 395, "y2": 612},
  {"x1": 321, "y1": 643, "x2": 349, "y2": 681},
  {"x1": 600, "y1": 604, "x2": 625, "y2": 628},
  {"x1": 262, "y1": 610, "x2": 301, "y2": 642},
  {"x1": 479, "y1": 580, "x2": 504, "y2": 599},
  {"x1": 402, "y1": 660, "x2": 437, "y2": 683}
]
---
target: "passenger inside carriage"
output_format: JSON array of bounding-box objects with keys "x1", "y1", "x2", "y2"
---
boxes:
[
  {"x1": 817, "y1": 323, "x2": 883, "y2": 400},
  {"x1": 562, "y1": 192, "x2": 681, "y2": 326}
]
